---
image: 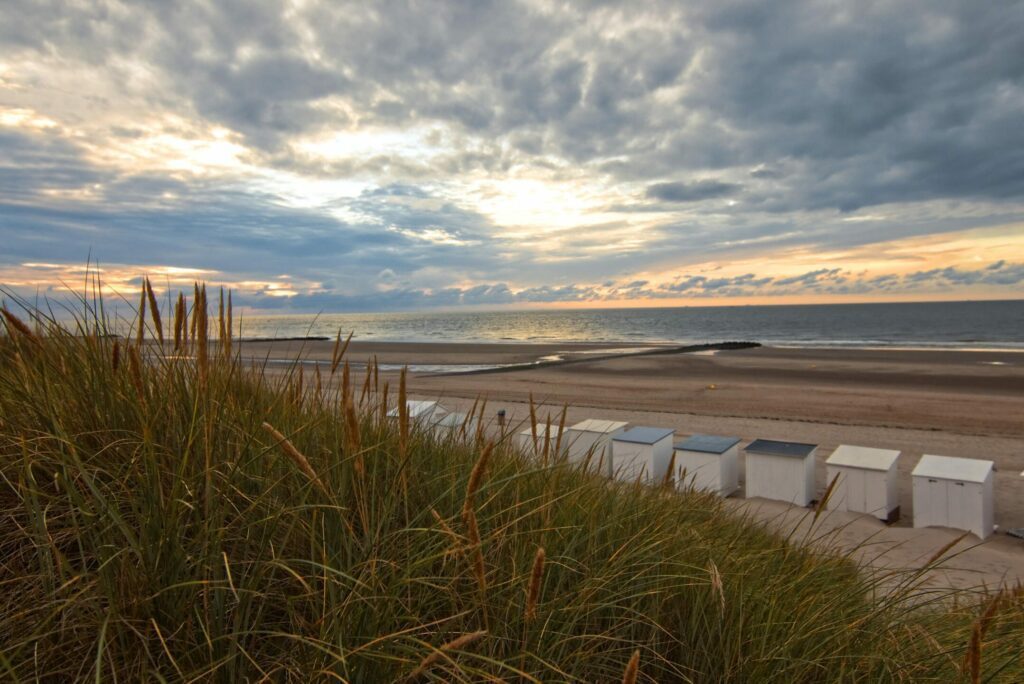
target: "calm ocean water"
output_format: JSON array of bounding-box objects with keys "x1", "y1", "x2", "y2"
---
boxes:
[{"x1": 237, "y1": 300, "x2": 1024, "y2": 350}]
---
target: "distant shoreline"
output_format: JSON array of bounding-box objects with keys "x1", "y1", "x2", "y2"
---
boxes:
[{"x1": 216, "y1": 335, "x2": 1024, "y2": 354}]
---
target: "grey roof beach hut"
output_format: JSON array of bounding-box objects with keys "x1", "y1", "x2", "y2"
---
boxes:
[
  {"x1": 516, "y1": 423, "x2": 568, "y2": 460},
  {"x1": 912, "y1": 454, "x2": 995, "y2": 540},
  {"x1": 744, "y1": 439, "x2": 818, "y2": 506},
  {"x1": 673, "y1": 435, "x2": 741, "y2": 496},
  {"x1": 432, "y1": 412, "x2": 477, "y2": 440},
  {"x1": 564, "y1": 419, "x2": 628, "y2": 476},
  {"x1": 825, "y1": 445, "x2": 901, "y2": 522},
  {"x1": 611, "y1": 427, "x2": 675, "y2": 483}
]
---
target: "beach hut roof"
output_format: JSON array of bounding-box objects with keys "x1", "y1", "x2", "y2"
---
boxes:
[
  {"x1": 434, "y1": 412, "x2": 469, "y2": 428},
  {"x1": 675, "y1": 434, "x2": 741, "y2": 454},
  {"x1": 569, "y1": 419, "x2": 628, "y2": 434},
  {"x1": 912, "y1": 454, "x2": 993, "y2": 484},
  {"x1": 387, "y1": 400, "x2": 442, "y2": 419},
  {"x1": 827, "y1": 445, "x2": 899, "y2": 471},
  {"x1": 613, "y1": 426, "x2": 674, "y2": 445},
  {"x1": 518, "y1": 423, "x2": 564, "y2": 438},
  {"x1": 745, "y1": 439, "x2": 817, "y2": 458}
]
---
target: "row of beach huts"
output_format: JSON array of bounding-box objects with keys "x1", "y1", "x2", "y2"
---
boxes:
[{"x1": 389, "y1": 400, "x2": 999, "y2": 540}]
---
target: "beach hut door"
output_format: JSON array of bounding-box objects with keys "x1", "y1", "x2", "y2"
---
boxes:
[
  {"x1": 925, "y1": 478, "x2": 950, "y2": 528},
  {"x1": 846, "y1": 469, "x2": 867, "y2": 513},
  {"x1": 947, "y1": 481, "x2": 968, "y2": 533}
]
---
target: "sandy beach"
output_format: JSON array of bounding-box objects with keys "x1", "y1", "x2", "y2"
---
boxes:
[{"x1": 241, "y1": 338, "x2": 1024, "y2": 591}]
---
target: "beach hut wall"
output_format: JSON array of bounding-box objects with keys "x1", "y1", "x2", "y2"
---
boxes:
[
  {"x1": 432, "y1": 412, "x2": 477, "y2": 440},
  {"x1": 565, "y1": 419, "x2": 628, "y2": 477},
  {"x1": 912, "y1": 454, "x2": 995, "y2": 540},
  {"x1": 673, "y1": 435, "x2": 741, "y2": 496},
  {"x1": 744, "y1": 439, "x2": 818, "y2": 506},
  {"x1": 611, "y1": 427, "x2": 675, "y2": 483},
  {"x1": 516, "y1": 423, "x2": 569, "y2": 459},
  {"x1": 825, "y1": 445, "x2": 901, "y2": 522}
]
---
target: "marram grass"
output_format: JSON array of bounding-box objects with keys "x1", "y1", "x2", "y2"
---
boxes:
[{"x1": 1, "y1": 288, "x2": 1023, "y2": 682}]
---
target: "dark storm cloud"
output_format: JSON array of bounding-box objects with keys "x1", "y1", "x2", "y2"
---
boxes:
[
  {"x1": 4, "y1": 0, "x2": 1023, "y2": 204},
  {"x1": 645, "y1": 180, "x2": 741, "y2": 203},
  {"x1": 1, "y1": 0, "x2": 1023, "y2": 309},
  {"x1": 0, "y1": 128, "x2": 522, "y2": 292}
]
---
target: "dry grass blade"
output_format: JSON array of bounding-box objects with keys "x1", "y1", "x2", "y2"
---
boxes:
[
  {"x1": 463, "y1": 442, "x2": 494, "y2": 521},
  {"x1": 430, "y1": 508, "x2": 464, "y2": 549},
  {"x1": 528, "y1": 393, "x2": 538, "y2": 452},
  {"x1": 525, "y1": 546, "x2": 545, "y2": 622},
  {"x1": 360, "y1": 361, "x2": 373, "y2": 406},
  {"x1": 814, "y1": 473, "x2": 840, "y2": 521},
  {"x1": 128, "y1": 345, "x2": 145, "y2": 402},
  {"x1": 977, "y1": 590, "x2": 1004, "y2": 637},
  {"x1": 924, "y1": 532, "x2": 970, "y2": 567},
  {"x1": 262, "y1": 422, "x2": 328, "y2": 495},
  {"x1": 964, "y1": 589, "x2": 1006, "y2": 683},
  {"x1": 398, "y1": 367, "x2": 409, "y2": 455},
  {"x1": 464, "y1": 505, "x2": 488, "y2": 605},
  {"x1": 552, "y1": 405, "x2": 567, "y2": 460},
  {"x1": 190, "y1": 282, "x2": 199, "y2": 342},
  {"x1": 622, "y1": 650, "x2": 640, "y2": 684},
  {"x1": 345, "y1": 394, "x2": 363, "y2": 475},
  {"x1": 342, "y1": 361, "x2": 351, "y2": 406},
  {"x1": 218, "y1": 288, "x2": 226, "y2": 354},
  {"x1": 145, "y1": 277, "x2": 163, "y2": 344},
  {"x1": 196, "y1": 284, "x2": 208, "y2": 385},
  {"x1": 225, "y1": 290, "x2": 233, "y2": 358},
  {"x1": 965, "y1": 621, "x2": 982, "y2": 684},
  {"x1": 708, "y1": 560, "x2": 725, "y2": 617},
  {"x1": 462, "y1": 442, "x2": 494, "y2": 615},
  {"x1": 173, "y1": 293, "x2": 184, "y2": 351},
  {"x1": 135, "y1": 280, "x2": 147, "y2": 347},
  {"x1": 331, "y1": 331, "x2": 353, "y2": 375},
  {"x1": 662, "y1": 451, "x2": 677, "y2": 488},
  {"x1": 473, "y1": 397, "x2": 487, "y2": 445},
  {"x1": 111, "y1": 339, "x2": 121, "y2": 371},
  {"x1": 406, "y1": 630, "x2": 487, "y2": 681},
  {"x1": 378, "y1": 381, "x2": 390, "y2": 425},
  {"x1": 1, "y1": 308, "x2": 40, "y2": 346}
]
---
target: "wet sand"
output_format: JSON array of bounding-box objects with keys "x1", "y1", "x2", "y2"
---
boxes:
[{"x1": 244, "y1": 339, "x2": 1024, "y2": 591}]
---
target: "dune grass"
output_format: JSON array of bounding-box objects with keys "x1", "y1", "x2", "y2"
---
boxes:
[{"x1": 1, "y1": 284, "x2": 1022, "y2": 682}]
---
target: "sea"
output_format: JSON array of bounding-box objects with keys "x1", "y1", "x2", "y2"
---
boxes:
[{"x1": 237, "y1": 300, "x2": 1024, "y2": 351}]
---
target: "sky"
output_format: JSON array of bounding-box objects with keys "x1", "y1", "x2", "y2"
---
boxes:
[{"x1": 1, "y1": 0, "x2": 1023, "y2": 312}]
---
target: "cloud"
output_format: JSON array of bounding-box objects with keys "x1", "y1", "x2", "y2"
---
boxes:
[
  {"x1": 1, "y1": 1, "x2": 1023, "y2": 310},
  {"x1": 645, "y1": 180, "x2": 741, "y2": 202}
]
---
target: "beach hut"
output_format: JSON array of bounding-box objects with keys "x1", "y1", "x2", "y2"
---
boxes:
[
  {"x1": 611, "y1": 427, "x2": 675, "y2": 483},
  {"x1": 516, "y1": 423, "x2": 568, "y2": 459},
  {"x1": 564, "y1": 419, "x2": 628, "y2": 476},
  {"x1": 825, "y1": 445, "x2": 901, "y2": 522},
  {"x1": 912, "y1": 454, "x2": 995, "y2": 540},
  {"x1": 387, "y1": 400, "x2": 445, "y2": 425},
  {"x1": 673, "y1": 435, "x2": 741, "y2": 496},
  {"x1": 744, "y1": 439, "x2": 818, "y2": 506},
  {"x1": 432, "y1": 412, "x2": 477, "y2": 440}
]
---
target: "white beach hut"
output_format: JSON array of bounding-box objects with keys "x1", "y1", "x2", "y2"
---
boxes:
[
  {"x1": 387, "y1": 400, "x2": 446, "y2": 426},
  {"x1": 611, "y1": 427, "x2": 675, "y2": 483},
  {"x1": 912, "y1": 454, "x2": 995, "y2": 540},
  {"x1": 516, "y1": 423, "x2": 568, "y2": 459},
  {"x1": 744, "y1": 439, "x2": 818, "y2": 506},
  {"x1": 432, "y1": 412, "x2": 477, "y2": 440},
  {"x1": 564, "y1": 419, "x2": 628, "y2": 476},
  {"x1": 825, "y1": 445, "x2": 901, "y2": 522},
  {"x1": 673, "y1": 435, "x2": 741, "y2": 496}
]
